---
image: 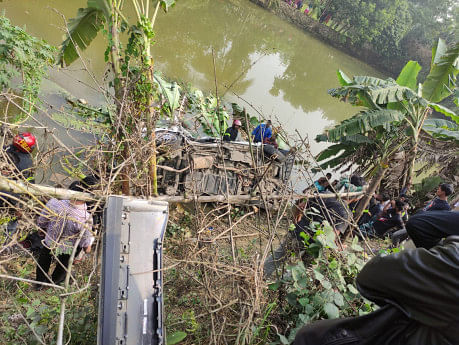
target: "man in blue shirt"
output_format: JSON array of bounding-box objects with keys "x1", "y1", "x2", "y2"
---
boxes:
[{"x1": 252, "y1": 120, "x2": 272, "y2": 143}]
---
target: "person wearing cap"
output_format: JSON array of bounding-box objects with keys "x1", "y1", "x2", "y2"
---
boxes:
[
  {"x1": 422, "y1": 183, "x2": 453, "y2": 212},
  {"x1": 3, "y1": 132, "x2": 36, "y2": 181},
  {"x1": 0, "y1": 132, "x2": 37, "y2": 241},
  {"x1": 252, "y1": 120, "x2": 272, "y2": 143},
  {"x1": 223, "y1": 119, "x2": 242, "y2": 142}
]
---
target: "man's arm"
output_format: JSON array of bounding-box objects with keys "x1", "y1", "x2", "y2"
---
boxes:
[
  {"x1": 266, "y1": 127, "x2": 272, "y2": 139},
  {"x1": 79, "y1": 215, "x2": 93, "y2": 252},
  {"x1": 36, "y1": 200, "x2": 55, "y2": 229}
]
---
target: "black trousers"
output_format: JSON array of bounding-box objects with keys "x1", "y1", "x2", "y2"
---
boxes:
[{"x1": 36, "y1": 246, "x2": 82, "y2": 285}]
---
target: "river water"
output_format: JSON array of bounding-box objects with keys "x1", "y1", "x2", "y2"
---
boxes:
[{"x1": 1, "y1": 0, "x2": 381, "y2": 156}]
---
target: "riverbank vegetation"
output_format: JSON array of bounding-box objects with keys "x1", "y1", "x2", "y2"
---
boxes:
[
  {"x1": 317, "y1": 40, "x2": 459, "y2": 219},
  {"x1": 254, "y1": 0, "x2": 458, "y2": 77},
  {"x1": 0, "y1": 1, "x2": 458, "y2": 344}
]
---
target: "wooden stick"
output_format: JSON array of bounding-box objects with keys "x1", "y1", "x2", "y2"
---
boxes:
[
  {"x1": 0, "y1": 176, "x2": 95, "y2": 201},
  {"x1": 0, "y1": 176, "x2": 365, "y2": 203}
]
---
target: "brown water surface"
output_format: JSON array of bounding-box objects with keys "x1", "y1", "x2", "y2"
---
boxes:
[{"x1": 1, "y1": 0, "x2": 382, "y2": 154}]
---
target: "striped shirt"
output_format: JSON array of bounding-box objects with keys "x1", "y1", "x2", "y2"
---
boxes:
[{"x1": 37, "y1": 198, "x2": 93, "y2": 254}]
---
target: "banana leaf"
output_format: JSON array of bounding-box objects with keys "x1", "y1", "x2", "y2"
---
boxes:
[
  {"x1": 160, "y1": 0, "x2": 176, "y2": 12},
  {"x1": 422, "y1": 40, "x2": 459, "y2": 103},
  {"x1": 154, "y1": 73, "x2": 181, "y2": 114},
  {"x1": 323, "y1": 109, "x2": 405, "y2": 142},
  {"x1": 337, "y1": 69, "x2": 352, "y2": 86},
  {"x1": 58, "y1": 6, "x2": 105, "y2": 67},
  {"x1": 422, "y1": 118, "x2": 459, "y2": 142},
  {"x1": 395, "y1": 60, "x2": 422, "y2": 91},
  {"x1": 429, "y1": 103, "x2": 459, "y2": 124},
  {"x1": 368, "y1": 84, "x2": 417, "y2": 105}
]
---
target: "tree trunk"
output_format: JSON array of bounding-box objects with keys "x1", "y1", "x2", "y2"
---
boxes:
[
  {"x1": 109, "y1": 2, "x2": 130, "y2": 195},
  {"x1": 353, "y1": 164, "x2": 388, "y2": 223}
]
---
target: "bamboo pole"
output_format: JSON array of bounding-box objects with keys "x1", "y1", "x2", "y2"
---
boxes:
[
  {"x1": 0, "y1": 176, "x2": 95, "y2": 201},
  {"x1": 0, "y1": 176, "x2": 365, "y2": 204}
]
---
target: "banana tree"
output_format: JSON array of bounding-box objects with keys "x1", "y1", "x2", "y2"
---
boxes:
[
  {"x1": 59, "y1": 0, "x2": 176, "y2": 195},
  {"x1": 316, "y1": 108, "x2": 408, "y2": 223},
  {"x1": 318, "y1": 39, "x2": 458, "y2": 221}
]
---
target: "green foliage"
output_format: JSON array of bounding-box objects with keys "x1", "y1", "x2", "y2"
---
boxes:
[
  {"x1": 160, "y1": 0, "x2": 177, "y2": 12},
  {"x1": 0, "y1": 15, "x2": 55, "y2": 119},
  {"x1": 154, "y1": 74, "x2": 181, "y2": 114},
  {"x1": 336, "y1": 69, "x2": 352, "y2": 86},
  {"x1": 166, "y1": 331, "x2": 187, "y2": 345},
  {"x1": 395, "y1": 60, "x2": 421, "y2": 90},
  {"x1": 405, "y1": 0, "x2": 457, "y2": 45},
  {"x1": 0, "y1": 274, "x2": 97, "y2": 344},
  {"x1": 318, "y1": 42, "x2": 458, "y2": 177},
  {"x1": 327, "y1": 0, "x2": 412, "y2": 48},
  {"x1": 187, "y1": 90, "x2": 228, "y2": 137},
  {"x1": 270, "y1": 223, "x2": 375, "y2": 343},
  {"x1": 57, "y1": 5, "x2": 106, "y2": 67}
]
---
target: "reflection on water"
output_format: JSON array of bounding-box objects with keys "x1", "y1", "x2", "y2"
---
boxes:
[{"x1": 1, "y1": 0, "x2": 382, "y2": 154}]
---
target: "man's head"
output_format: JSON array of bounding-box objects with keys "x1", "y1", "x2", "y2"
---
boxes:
[
  {"x1": 437, "y1": 183, "x2": 454, "y2": 198},
  {"x1": 375, "y1": 192, "x2": 390, "y2": 202},
  {"x1": 326, "y1": 173, "x2": 332, "y2": 180},
  {"x1": 13, "y1": 132, "x2": 36, "y2": 153},
  {"x1": 395, "y1": 199, "x2": 406, "y2": 212},
  {"x1": 232, "y1": 119, "x2": 242, "y2": 129},
  {"x1": 318, "y1": 177, "x2": 329, "y2": 187},
  {"x1": 69, "y1": 175, "x2": 100, "y2": 193},
  {"x1": 398, "y1": 194, "x2": 410, "y2": 205},
  {"x1": 266, "y1": 120, "x2": 272, "y2": 128}
]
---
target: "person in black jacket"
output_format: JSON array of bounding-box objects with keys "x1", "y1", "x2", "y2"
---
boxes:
[
  {"x1": 1, "y1": 133, "x2": 36, "y2": 240},
  {"x1": 358, "y1": 200, "x2": 406, "y2": 238},
  {"x1": 294, "y1": 236, "x2": 459, "y2": 345},
  {"x1": 223, "y1": 119, "x2": 242, "y2": 142}
]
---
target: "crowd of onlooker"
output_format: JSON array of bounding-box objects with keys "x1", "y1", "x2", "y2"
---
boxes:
[{"x1": 308, "y1": 172, "x2": 456, "y2": 246}]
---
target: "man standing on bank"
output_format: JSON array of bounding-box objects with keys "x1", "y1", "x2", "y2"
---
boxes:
[
  {"x1": 35, "y1": 180, "x2": 93, "y2": 289},
  {"x1": 252, "y1": 120, "x2": 272, "y2": 143}
]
